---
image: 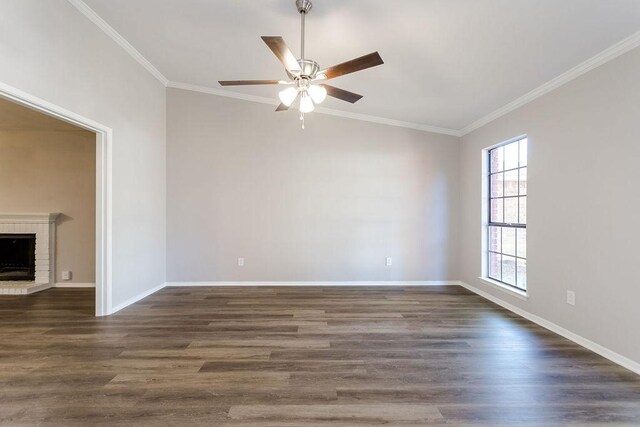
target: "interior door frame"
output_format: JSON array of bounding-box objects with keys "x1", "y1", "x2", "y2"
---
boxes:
[{"x1": 0, "y1": 81, "x2": 112, "y2": 316}]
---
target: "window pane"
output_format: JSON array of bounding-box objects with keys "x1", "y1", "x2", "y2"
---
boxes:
[
  {"x1": 519, "y1": 196, "x2": 527, "y2": 224},
  {"x1": 489, "y1": 226, "x2": 501, "y2": 252},
  {"x1": 517, "y1": 228, "x2": 527, "y2": 259},
  {"x1": 504, "y1": 141, "x2": 519, "y2": 170},
  {"x1": 502, "y1": 227, "x2": 516, "y2": 256},
  {"x1": 491, "y1": 198, "x2": 503, "y2": 223},
  {"x1": 489, "y1": 252, "x2": 501, "y2": 281},
  {"x1": 490, "y1": 146, "x2": 504, "y2": 172},
  {"x1": 490, "y1": 173, "x2": 504, "y2": 197},
  {"x1": 519, "y1": 167, "x2": 527, "y2": 195},
  {"x1": 486, "y1": 138, "x2": 527, "y2": 292},
  {"x1": 519, "y1": 138, "x2": 528, "y2": 167},
  {"x1": 504, "y1": 170, "x2": 518, "y2": 197},
  {"x1": 517, "y1": 258, "x2": 527, "y2": 290},
  {"x1": 502, "y1": 255, "x2": 516, "y2": 286},
  {"x1": 504, "y1": 197, "x2": 518, "y2": 224}
]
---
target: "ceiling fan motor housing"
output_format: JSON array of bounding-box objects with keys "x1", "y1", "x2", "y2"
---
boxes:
[{"x1": 286, "y1": 59, "x2": 319, "y2": 80}]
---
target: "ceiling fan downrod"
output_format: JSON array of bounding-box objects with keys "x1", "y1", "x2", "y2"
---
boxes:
[
  {"x1": 297, "y1": 0, "x2": 312, "y2": 129},
  {"x1": 297, "y1": 0, "x2": 312, "y2": 60}
]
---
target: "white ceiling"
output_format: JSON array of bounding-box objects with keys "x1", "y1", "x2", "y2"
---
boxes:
[{"x1": 83, "y1": 0, "x2": 640, "y2": 132}]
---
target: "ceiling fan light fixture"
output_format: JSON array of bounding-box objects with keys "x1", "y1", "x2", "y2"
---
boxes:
[
  {"x1": 278, "y1": 87, "x2": 299, "y2": 106},
  {"x1": 218, "y1": 0, "x2": 383, "y2": 127},
  {"x1": 299, "y1": 93, "x2": 315, "y2": 113},
  {"x1": 308, "y1": 85, "x2": 327, "y2": 104}
]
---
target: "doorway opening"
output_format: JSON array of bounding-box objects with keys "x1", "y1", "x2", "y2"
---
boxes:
[{"x1": 0, "y1": 81, "x2": 112, "y2": 316}]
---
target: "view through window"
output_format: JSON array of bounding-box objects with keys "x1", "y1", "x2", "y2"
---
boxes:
[{"x1": 487, "y1": 137, "x2": 527, "y2": 291}]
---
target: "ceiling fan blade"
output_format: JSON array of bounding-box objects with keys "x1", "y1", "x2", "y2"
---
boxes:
[
  {"x1": 261, "y1": 36, "x2": 302, "y2": 73},
  {"x1": 322, "y1": 84, "x2": 363, "y2": 103},
  {"x1": 320, "y1": 52, "x2": 384, "y2": 80},
  {"x1": 218, "y1": 80, "x2": 282, "y2": 86}
]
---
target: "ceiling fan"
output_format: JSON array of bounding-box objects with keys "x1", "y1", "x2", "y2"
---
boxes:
[{"x1": 218, "y1": 0, "x2": 384, "y2": 128}]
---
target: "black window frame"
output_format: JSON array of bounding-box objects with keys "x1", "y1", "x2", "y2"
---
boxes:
[{"x1": 487, "y1": 137, "x2": 527, "y2": 292}]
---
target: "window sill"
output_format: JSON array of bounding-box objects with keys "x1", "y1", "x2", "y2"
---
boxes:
[{"x1": 477, "y1": 277, "x2": 528, "y2": 301}]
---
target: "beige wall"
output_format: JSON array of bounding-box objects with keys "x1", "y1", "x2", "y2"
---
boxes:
[
  {"x1": 167, "y1": 88, "x2": 460, "y2": 282},
  {"x1": 459, "y1": 46, "x2": 640, "y2": 365},
  {"x1": 0, "y1": 130, "x2": 95, "y2": 284}
]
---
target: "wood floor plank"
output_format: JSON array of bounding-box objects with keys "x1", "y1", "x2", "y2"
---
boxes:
[
  {"x1": 227, "y1": 403, "x2": 444, "y2": 422},
  {"x1": 189, "y1": 338, "x2": 331, "y2": 349},
  {"x1": 1, "y1": 286, "x2": 639, "y2": 425}
]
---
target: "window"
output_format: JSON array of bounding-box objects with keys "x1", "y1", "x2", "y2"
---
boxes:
[{"x1": 487, "y1": 137, "x2": 527, "y2": 292}]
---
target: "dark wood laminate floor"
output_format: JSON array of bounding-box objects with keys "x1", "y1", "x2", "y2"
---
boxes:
[{"x1": 1, "y1": 286, "x2": 639, "y2": 426}]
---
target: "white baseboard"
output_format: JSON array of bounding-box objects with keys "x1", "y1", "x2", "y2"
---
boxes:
[
  {"x1": 164, "y1": 281, "x2": 458, "y2": 287},
  {"x1": 458, "y1": 281, "x2": 640, "y2": 376},
  {"x1": 110, "y1": 282, "x2": 166, "y2": 315},
  {"x1": 54, "y1": 283, "x2": 96, "y2": 288}
]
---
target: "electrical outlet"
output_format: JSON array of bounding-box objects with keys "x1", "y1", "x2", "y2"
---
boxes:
[
  {"x1": 385, "y1": 257, "x2": 392, "y2": 267},
  {"x1": 62, "y1": 271, "x2": 72, "y2": 281},
  {"x1": 566, "y1": 290, "x2": 576, "y2": 306},
  {"x1": 238, "y1": 257, "x2": 245, "y2": 267}
]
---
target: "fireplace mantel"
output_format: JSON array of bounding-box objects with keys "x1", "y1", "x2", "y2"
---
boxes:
[
  {"x1": 0, "y1": 213, "x2": 60, "y2": 224},
  {"x1": 0, "y1": 213, "x2": 60, "y2": 294}
]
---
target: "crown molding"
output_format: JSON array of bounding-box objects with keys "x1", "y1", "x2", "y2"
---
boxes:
[
  {"x1": 65, "y1": 1, "x2": 640, "y2": 139},
  {"x1": 168, "y1": 81, "x2": 280, "y2": 107},
  {"x1": 66, "y1": 0, "x2": 169, "y2": 86},
  {"x1": 314, "y1": 105, "x2": 461, "y2": 137},
  {"x1": 460, "y1": 30, "x2": 640, "y2": 136},
  {"x1": 167, "y1": 81, "x2": 461, "y2": 137}
]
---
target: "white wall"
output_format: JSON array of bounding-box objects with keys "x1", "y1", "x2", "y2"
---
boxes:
[
  {"x1": 0, "y1": 0, "x2": 166, "y2": 307},
  {"x1": 167, "y1": 88, "x2": 460, "y2": 282},
  {"x1": 459, "y1": 47, "x2": 640, "y2": 365}
]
